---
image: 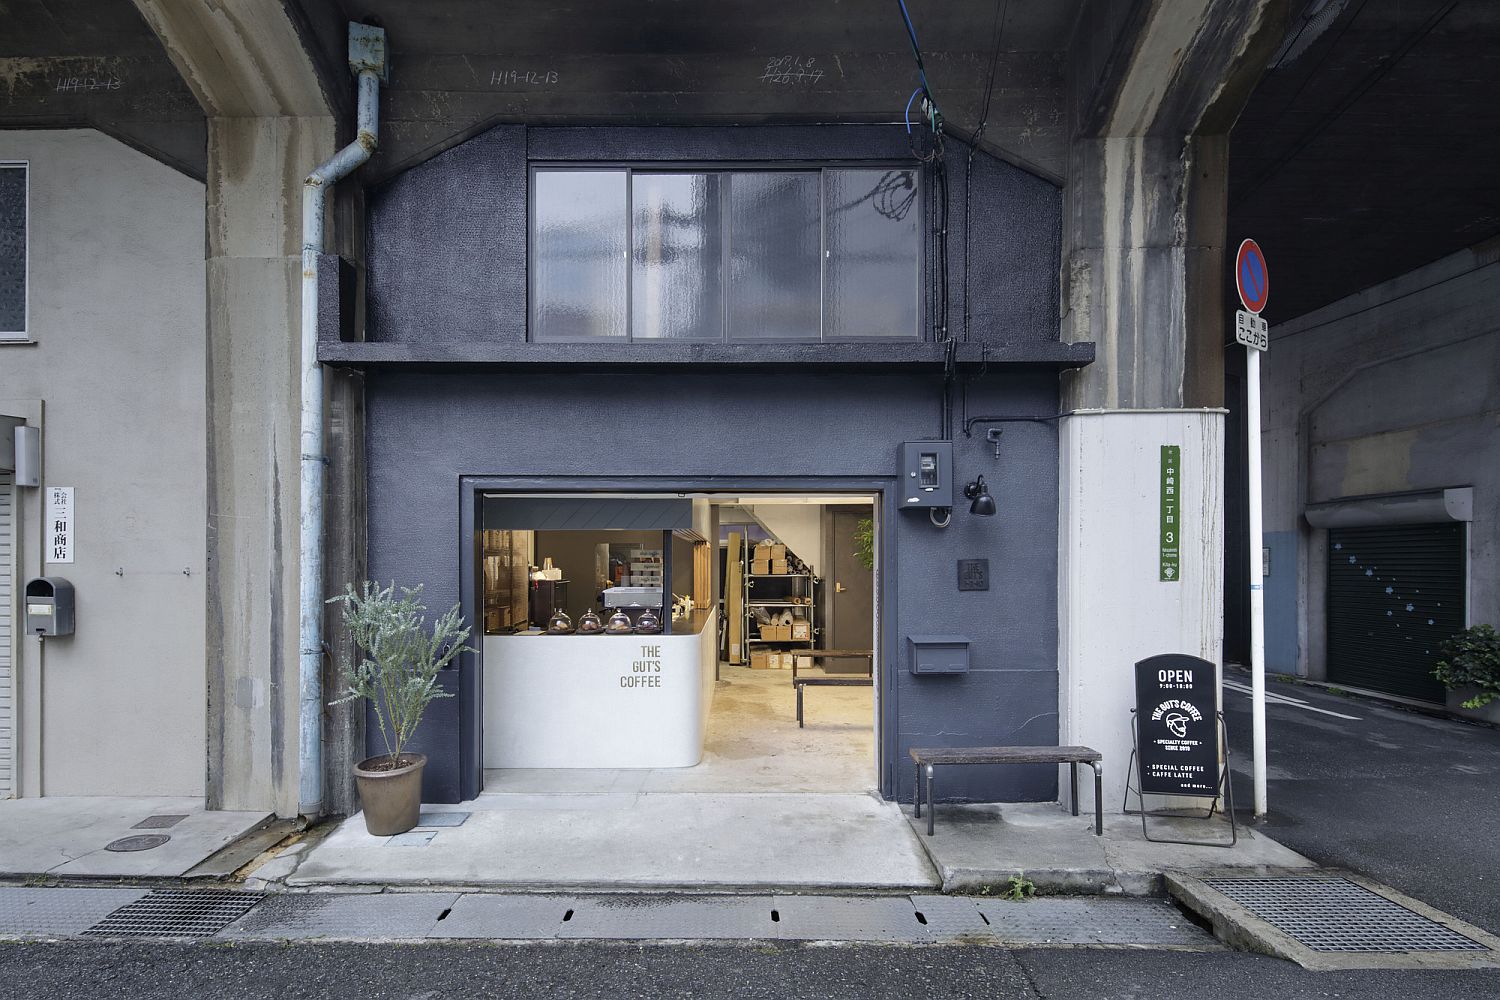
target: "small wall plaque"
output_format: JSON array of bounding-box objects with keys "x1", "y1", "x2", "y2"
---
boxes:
[{"x1": 957, "y1": 559, "x2": 989, "y2": 591}]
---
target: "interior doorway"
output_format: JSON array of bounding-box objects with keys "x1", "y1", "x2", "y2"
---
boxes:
[{"x1": 476, "y1": 491, "x2": 879, "y2": 797}]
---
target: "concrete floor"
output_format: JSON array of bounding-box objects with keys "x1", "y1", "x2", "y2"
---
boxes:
[
  {"x1": 0, "y1": 798, "x2": 271, "y2": 878},
  {"x1": 288, "y1": 664, "x2": 929, "y2": 889},
  {"x1": 485, "y1": 665, "x2": 876, "y2": 795}
]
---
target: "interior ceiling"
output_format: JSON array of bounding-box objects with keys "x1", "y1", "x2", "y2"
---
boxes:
[{"x1": 1229, "y1": 0, "x2": 1500, "y2": 324}]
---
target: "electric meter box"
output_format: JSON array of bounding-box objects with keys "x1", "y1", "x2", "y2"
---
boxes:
[
  {"x1": 897, "y1": 441, "x2": 953, "y2": 508},
  {"x1": 24, "y1": 577, "x2": 75, "y2": 637}
]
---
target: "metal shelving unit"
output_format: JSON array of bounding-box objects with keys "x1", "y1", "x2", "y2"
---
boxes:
[{"x1": 744, "y1": 570, "x2": 818, "y2": 650}]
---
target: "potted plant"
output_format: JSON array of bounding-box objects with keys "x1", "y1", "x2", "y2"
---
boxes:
[
  {"x1": 329, "y1": 581, "x2": 472, "y2": 836},
  {"x1": 1433, "y1": 624, "x2": 1500, "y2": 724}
]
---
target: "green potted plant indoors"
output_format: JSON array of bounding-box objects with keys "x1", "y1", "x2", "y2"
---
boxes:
[
  {"x1": 329, "y1": 581, "x2": 472, "y2": 836},
  {"x1": 1433, "y1": 624, "x2": 1500, "y2": 724}
]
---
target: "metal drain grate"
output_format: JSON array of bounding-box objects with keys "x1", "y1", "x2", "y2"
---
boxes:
[
  {"x1": 1202, "y1": 876, "x2": 1487, "y2": 954},
  {"x1": 83, "y1": 889, "x2": 263, "y2": 939}
]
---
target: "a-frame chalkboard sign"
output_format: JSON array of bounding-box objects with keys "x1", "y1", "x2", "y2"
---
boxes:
[{"x1": 1124, "y1": 653, "x2": 1237, "y2": 847}]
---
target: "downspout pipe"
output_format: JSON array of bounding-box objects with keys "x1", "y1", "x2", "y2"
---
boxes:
[{"x1": 299, "y1": 26, "x2": 386, "y2": 818}]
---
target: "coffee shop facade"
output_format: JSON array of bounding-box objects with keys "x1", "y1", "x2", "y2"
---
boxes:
[{"x1": 347, "y1": 123, "x2": 1079, "y2": 806}]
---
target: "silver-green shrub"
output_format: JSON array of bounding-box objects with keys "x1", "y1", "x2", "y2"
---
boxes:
[{"x1": 329, "y1": 582, "x2": 471, "y2": 764}]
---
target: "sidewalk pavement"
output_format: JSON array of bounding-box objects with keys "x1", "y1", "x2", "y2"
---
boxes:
[
  {"x1": 0, "y1": 884, "x2": 1221, "y2": 948},
  {"x1": 906, "y1": 802, "x2": 1312, "y2": 895},
  {"x1": 0, "y1": 798, "x2": 272, "y2": 880}
]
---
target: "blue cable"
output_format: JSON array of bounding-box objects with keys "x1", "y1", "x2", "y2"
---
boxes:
[
  {"x1": 896, "y1": 0, "x2": 933, "y2": 96},
  {"x1": 904, "y1": 86, "x2": 922, "y2": 134}
]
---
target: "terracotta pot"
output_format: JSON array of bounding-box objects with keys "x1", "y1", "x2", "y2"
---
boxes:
[{"x1": 354, "y1": 753, "x2": 427, "y2": 836}]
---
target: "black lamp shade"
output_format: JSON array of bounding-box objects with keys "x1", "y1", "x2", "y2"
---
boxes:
[{"x1": 966, "y1": 476, "x2": 996, "y2": 516}]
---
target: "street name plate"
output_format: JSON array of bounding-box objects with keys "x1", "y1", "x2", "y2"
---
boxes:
[
  {"x1": 1235, "y1": 309, "x2": 1268, "y2": 351},
  {"x1": 1159, "y1": 445, "x2": 1180, "y2": 582},
  {"x1": 1134, "y1": 654, "x2": 1220, "y2": 796}
]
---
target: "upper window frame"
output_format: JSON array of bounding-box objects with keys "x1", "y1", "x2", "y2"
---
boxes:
[
  {"x1": 526, "y1": 161, "x2": 925, "y2": 345},
  {"x1": 0, "y1": 161, "x2": 29, "y2": 343}
]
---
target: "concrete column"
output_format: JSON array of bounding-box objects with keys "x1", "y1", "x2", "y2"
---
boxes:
[
  {"x1": 132, "y1": 1, "x2": 339, "y2": 816},
  {"x1": 1056, "y1": 0, "x2": 1285, "y2": 808}
]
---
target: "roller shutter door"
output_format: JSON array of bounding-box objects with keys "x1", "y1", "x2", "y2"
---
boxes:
[
  {"x1": 0, "y1": 476, "x2": 12, "y2": 797},
  {"x1": 1326, "y1": 522, "x2": 1465, "y2": 703}
]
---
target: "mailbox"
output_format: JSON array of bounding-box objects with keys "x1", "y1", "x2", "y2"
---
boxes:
[
  {"x1": 907, "y1": 635, "x2": 969, "y2": 675},
  {"x1": 24, "y1": 577, "x2": 75, "y2": 637}
]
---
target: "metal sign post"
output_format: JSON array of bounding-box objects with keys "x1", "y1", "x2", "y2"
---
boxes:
[{"x1": 1235, "y1": 238, "x2": 1269, "y2": 819}]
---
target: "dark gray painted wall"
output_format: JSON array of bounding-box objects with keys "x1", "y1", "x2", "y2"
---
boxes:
[
  {"x1": 365, "y1": 124, "x2": 1061, "y2": 349},
  {"x1": 364, "y1": 371, "x2": 1061, "y2": 805}
]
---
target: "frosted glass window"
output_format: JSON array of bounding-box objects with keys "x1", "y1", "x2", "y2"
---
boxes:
[
  {"x1": 0, "y1": 165, "x2": 25, "y2": 337},
  {"x1": 532, "y1": 170, "x2": 627, "y2": 341},
  {"x1": 632, "y1": 173, "x2": 723, "y2": 341},
  {"x1": 726, "y1": 172, "x2": 821, "y2": 341},
  {"x1": 825, "y1": 169, "x2": 919, "y2": 339}
]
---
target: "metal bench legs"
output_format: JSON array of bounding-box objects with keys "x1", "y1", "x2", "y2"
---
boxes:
[
  {"x1": 911, "y1": 760, "x2": 936, "y2": 836},
  {"x1": 795, "y1": 684, "x2": 803, "y2": 728},
  {"x1": 1092, "y1": 761, "x2": 1103, "y2": 836}
]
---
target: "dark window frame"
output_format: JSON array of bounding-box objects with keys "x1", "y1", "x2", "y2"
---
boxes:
[
  {"x1": 527, "y1": 162, "x2": 925, "y2": 344},
  {"x1": 0, "y1": 162, "x2": 28, "y2": 341}
]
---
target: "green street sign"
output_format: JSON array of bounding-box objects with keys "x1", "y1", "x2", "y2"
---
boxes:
[{"x1": 1160, "y1": 445, "x2": 1181, "y2": 582}]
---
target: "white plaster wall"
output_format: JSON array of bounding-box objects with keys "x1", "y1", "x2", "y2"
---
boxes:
[
  {"x1": 0, "y1": 129, "x2": 206, "y2": 797},
  {"x1": 1058, "y1": 410, "x2": 1225, "y2": 809},
  {"x1": 744, "y1": 504, "x2": 822, "y2": 574}
]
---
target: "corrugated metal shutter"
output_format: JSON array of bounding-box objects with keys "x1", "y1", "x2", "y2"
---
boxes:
[
  {"x1": 1327, "y1": 523, "x2": 1466, "y2": 703},
  {"x1": 0, "y1": 475, "x2": 13, "y2": 797}
]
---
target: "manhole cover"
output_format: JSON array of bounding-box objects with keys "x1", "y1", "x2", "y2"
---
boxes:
[
  {"x1": 132, "y1": 814, "x2": 189, "y2": 830},
  {"x1": 104, "y1": 834, "x2": 171, "y2": 852},
  {"x1": 83, "y1": 889, "x2": 263, "y2": 939},
  {"x1": 1202, "y1": 876, "x2": 1487, "y2": 954}
]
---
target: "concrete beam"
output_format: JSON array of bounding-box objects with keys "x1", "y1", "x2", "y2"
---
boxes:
[
  {"x1": 1061, "y1": 0, "x2": 1287, "y2": 411},
  {"x1": 131, "y1": 0, "x2": 329, "y2": 118},
  {"x1": 133, "y1": 1, "x2": 347, "y2": 817}
]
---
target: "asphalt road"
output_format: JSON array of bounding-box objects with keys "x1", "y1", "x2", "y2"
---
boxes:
[
  {"x1": 1223, "y1": 669, "x2": 1500, "y2": 934},
  {"x1": 1, "y1": 941, "x2": 1498, "y2": 1000}
]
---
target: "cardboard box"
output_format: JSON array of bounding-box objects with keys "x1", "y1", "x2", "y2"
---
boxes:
[
  {"x1": 751, "y1": 559, "x2": 771, "y2": 576},
  {"x1": 794, "y1": 655, "x2": 812, "y2": 672},
  {"x1": 767, "y1": 543, "x2": 787, "y2": 560},
  {"x1": 771, "y1": 652, "x2": 792, "y2": 669},
  {"x1": 753, "y1": 543, "x2": 774, "y2": 561},
  {"x1": 750, "y1": 650, "x2": 771, "y2": 670},
  {"x1": 771, "y1": 559, "x2": 789, "y2": 575},
  {"x1": 790, "y1": 620, "x2": 811, "y2": 641}
]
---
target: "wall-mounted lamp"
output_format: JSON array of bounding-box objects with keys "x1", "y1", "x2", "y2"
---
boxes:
[{"x1": 964, "y1": 475, "x2": 996, "y2": 517}]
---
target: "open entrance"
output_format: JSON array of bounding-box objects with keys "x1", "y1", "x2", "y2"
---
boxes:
[{"x1": 476, "y1": 492, "x2": 880, "y2": 797}]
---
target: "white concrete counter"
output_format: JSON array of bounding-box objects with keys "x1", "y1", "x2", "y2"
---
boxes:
[{"x1": 483, "y1": 611, "x2": 717, "y2": 769}]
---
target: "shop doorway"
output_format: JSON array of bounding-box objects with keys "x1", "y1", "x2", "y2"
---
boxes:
[{"x1": 474, "y1": 490, "x2": 880, "y2": 798}]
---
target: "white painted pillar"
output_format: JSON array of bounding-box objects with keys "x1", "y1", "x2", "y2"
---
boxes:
[{"x1": 1057, "y1": 409, "x2": 1226, "y2": 811}]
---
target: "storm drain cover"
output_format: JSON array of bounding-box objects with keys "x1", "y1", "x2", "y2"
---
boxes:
[
  {"x1": 83, "y1": 889, "x2": 263, "y2": 939},
  {"x1": 104, "y1": 834, "x2": 171, "y2": 852},
  {"x1": 1201, "y1": 876, "x2": 1487, "y2": 954},
  {"x1": 132, "y1": 814, "x2": 189, "y2": 830}
]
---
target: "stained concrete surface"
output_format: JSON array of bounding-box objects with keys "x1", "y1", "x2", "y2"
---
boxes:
[
  {"x1": 4, "y1": 941, "x2": 1500, "y2": 1000},
  {"x1": 1223, "y1": 670, "x2": 1500, "y2": 936},
  {"x1": 907, "y1": 801, "x2": 1311, "y2": 896},
  {"x1": 485, "y1": 664, "x2": 876, "y2": 795},
  {"x1": 287, "y1": 661, "x2": 907, "y2": 889},
  {"x1": 287, "y1": 793, "x2": 936, "y2": 890},
  {"x1": 0, "y1": 798, "x2": 271, "y2": 878}
]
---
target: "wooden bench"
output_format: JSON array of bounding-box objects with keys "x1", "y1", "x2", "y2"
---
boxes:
[
  {"x1": 793, "y1": 675, "x2": 872, "y2": 727},
  {"x1": 908, "y1": 746, "x2": 1104, "y2": 836}
]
